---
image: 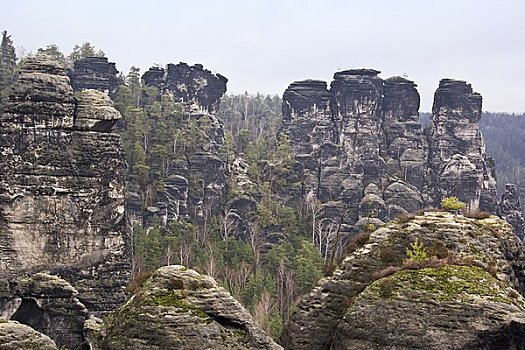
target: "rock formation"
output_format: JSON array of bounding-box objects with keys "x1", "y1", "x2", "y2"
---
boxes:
[
  {"x1": 0, "y1": 55, "x2": 130, "y2": 344},
  {"x1": 428, "y1": 79, "x2": 498, "y2": 212},
  {"x1": 281, "y1": 70, "x2": 498, "y2": 236},
  {"x1": 498, "y1": 184, "x2": 525, "y2": 239},
  {"x1": 69, "y1": 57, "x2": 120, "y2": 97},
  {"x1": 281, "y1": 211, "x2": 525, "y2": 349},
  {"x1": 0, "y1": 273, "x2": 88, "y2": 349},
  {"x1": 142, "y1": 62, "x2": 228, "y2": 114},
  {"x1": 0, "y1": 319, "x2": 59, "y2": 350},
  {"x1": 99, "y1": 265, "x2": 281, "y2": 350},
  {"x1": 127, "y1": 63, "x2": 228, "y2": 226}
]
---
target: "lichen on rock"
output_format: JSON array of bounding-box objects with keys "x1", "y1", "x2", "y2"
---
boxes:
[
  {"x1": 102, "y1": 265, "x2": 281, "y2": 350},
  {"x1": 282, "y1": 211, "x2": 525, "y2": 349}
]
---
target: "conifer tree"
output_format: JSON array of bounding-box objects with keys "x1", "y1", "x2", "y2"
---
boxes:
[{"x1": 0, "y1": 31, "x2": 16, "y2": 111}]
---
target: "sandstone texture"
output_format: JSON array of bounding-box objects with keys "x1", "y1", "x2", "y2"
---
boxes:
[
  {"x1": 126, "y1": 63, "x2": 229, "y2": 227},
  {"x1": 101, "y1": 265, "x2": 282, "y2": 350},
  {"x1": 142, "y1": 62, "x2": 227, "y2": 114},
  {"x1": 0, "y1": 273, "x2": 88, "y2": 349},
  {"x1": 282, "y1": 211, "x2": 525, "y2": 349},
  {"x1": 0, "y1": 319, "x2": 59, "y2": 350},
  {"x1": 0, "y1": 54, "x2": 130, "y2": 326},
  {"x1": 281, "y1": 71, "x2": 498, "y2": 237},
  {"x1": 69, "y1": 57, "x2": 120, "y2": 97},
  {"x1": 498, "y1": 184, "x2": 525, "y2": 240}
]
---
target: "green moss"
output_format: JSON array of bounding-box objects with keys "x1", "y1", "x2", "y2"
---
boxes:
[
  {"x1": 367, "y1": 265, "x2": 516, "y2": 305},
  {"x1": 145, "y1": 291, "x2": 208, "y2": 318}
]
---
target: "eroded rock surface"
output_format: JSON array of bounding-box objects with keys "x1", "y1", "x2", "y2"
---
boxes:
[
  {"x1": 332, "y1": 265, "x2": 525, "y2": 350},
  {"x1": 0, "y1": 273, "x2": 88, "y2": 349},
  {"x1": 498, "y1": 183, "x2": 525, "y2": 240},
  {"x1": 0, "y1": 319, "x2": 59, "y2": 350},
  {"x1": 142, "y1": 62, "x2": 227, "y2": 114},
  {"x1": 69, "y1": 57, "x2": 120, "y2": 97},
  {"x1": 0, "y1": 55, "x2": 130, "y2": 317},
  {"x1": 127, "y1": 63, "x2": 228, "y2": 227},
  {"x1": 281, "y1": 211, "x2": 525, "y2": 349},
  {"x1": 281, "y1": 71, "x2": 498, "y2": 237},
  {"x1": 101, "y1": 265, "x2": 282, "y2": 350}
]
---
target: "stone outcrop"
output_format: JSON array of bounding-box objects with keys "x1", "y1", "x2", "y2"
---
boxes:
[
  {"x1": 281, "y1": 70, "x2": 498, "y2": 236},
  {"x1": 0, "y1": 273, "x2": 89, "y2": 349},
  {"x1": 100, "y1": 265, "x2": 282, "y2": 350},
  {"x1": 69, "y1": 57, "x2": 120, "y2": 97},
  {"x1": 498, "y1": 184, "x2": 525, "y2": 240},
  {"x1": 331, "y1": 265, "x2": 525, "y2": 349},
  {"x1": 126, "y1": 63, "x2": 228, "y2": 227},
  {"x1": 142, "y1": 62, "x2": 227, "y2": 114},
  {"x1": 0, "y1": 55, "x2": 130, "y2": 319},
  {"x1": 0, "y1": 319, "x2": 59, "y2": 350},
  {"x1": 281, "y1": 211, "x2": 525, "y2": 349},
  {"x1": 428, "y1": 79, "x2": 498, "y2": 212}
]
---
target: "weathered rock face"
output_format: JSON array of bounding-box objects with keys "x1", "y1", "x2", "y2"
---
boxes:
[
  {"x1": 281, "y1": 71, "x2": 499, "y2": 236},
  {"x1": 0, "y1": 55, "x2": 130, "y2": 317},
  {"x1": 142, "y1": 62, "x2": 228, "y2": 114},
  {"x1": 498, "y1": 184, "x2": 525, "y2": 240},
  {"x1": 0, "y1": 319, "x2": 59, "y2": 350},
  {"x1": 0, "y1": 273, "x2": 89, "y2": 349},
  {"x1": 101, "y1": 265, "x2": 282, "y2": 350},
  {"x1": 428, "y1": 79, "x2": 498, "y2": 212},
  {"x1": 281, "y1": 211, "x2": 525, "y2": 349},
  {"x1": 130, "y1": 63, "x2": 228, "y2": 226},
  {"x1": 69, "y1": 57, "x2": 120, "y2": 97}
]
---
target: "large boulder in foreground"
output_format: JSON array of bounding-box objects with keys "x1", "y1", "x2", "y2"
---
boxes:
[
  {"x1": 282, "y1": 211, "x2": 525, "y2": 349},
  {"x1": 0, "y1": 319, "x2": 58, "y2": 350},
  {"x1": 332, "y1": 265, "x2": 525, "y2": 349},
  {"x1": 102, "y1": 265, "x2": 281, "y2": 350}
]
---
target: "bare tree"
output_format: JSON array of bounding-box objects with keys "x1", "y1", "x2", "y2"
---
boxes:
[
  {"x1": 247, "y1": 221, "x2": 262, "y2": 271},
  {"x1": 220, "y1": 208, "x2": 240, "y2": 240},
  {"x1": 161, "y1": 244, "x2": 175, "y2": 266},
  {"x1": 276, "y1": 261, "x2": 295, "y2": 324}
]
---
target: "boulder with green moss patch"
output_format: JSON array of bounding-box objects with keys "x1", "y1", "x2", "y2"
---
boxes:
[
  {"x1": 101, "y1": 265, "x2": 281, "y2": 350},
  {"x1": 282, "y1": 211, "x2": 525, "y2": 349},
  {"x1": 331, "y1": 265, "x2": 525, "y2": 349}
]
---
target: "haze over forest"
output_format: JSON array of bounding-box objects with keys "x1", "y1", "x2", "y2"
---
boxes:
[{"x1": 1, "y1": 0, "x2": 524, "y2": 113}]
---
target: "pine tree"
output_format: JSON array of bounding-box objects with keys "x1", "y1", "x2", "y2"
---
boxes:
[
  {"x1": 68, "y1": 42, "x2": 105, "y2": 64},
  {"x1": 0, "y1": 31, "x2": 17, "y2": 111},
  {"x1": 37, "y1": 44, "x2": 66, "y2": 64}
]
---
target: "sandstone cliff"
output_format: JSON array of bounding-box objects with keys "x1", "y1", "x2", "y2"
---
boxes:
[
  {"x1": 281, "y1": 70, "x2": 498, "y2": 236},
  {"x1": 0, "y1": 55, "x2": 130, "y2": 346},
  {"x1": 131, "y1": 63, "x2": 228, "y2": 226},
  {"x1": 282, "y1": 211, "x2": 525, "y2": 349},
  {"x1": 69, "y1": 56, "x2": 120, "y2": 97}
]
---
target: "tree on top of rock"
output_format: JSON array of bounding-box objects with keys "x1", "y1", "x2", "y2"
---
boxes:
[
  {"x1": 68, "y1": 42, "x2": 105, "y2": 63},
  {"x1": 37, "y1": 44, "x2": 66, "y2": 64}
]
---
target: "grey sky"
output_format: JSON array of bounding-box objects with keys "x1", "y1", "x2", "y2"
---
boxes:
[{"x1": 1, "y1": 0, "x2": 524, "y2": 112}]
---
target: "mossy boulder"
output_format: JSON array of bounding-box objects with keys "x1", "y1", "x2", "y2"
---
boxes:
[
  {"x1": 102, "y1": 265, "x2": 281, "y2": 350},
  {"x1": 282, "y1": 211, "x2": 525, "y2": 349},
  {"x1": 331, "y1": 265, "x2": 525, "y2": 349}
]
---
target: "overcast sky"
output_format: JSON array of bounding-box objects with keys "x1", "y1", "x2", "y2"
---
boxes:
[{"x1": 1, "y1": 0, "x2": 524, "y2": 112}]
